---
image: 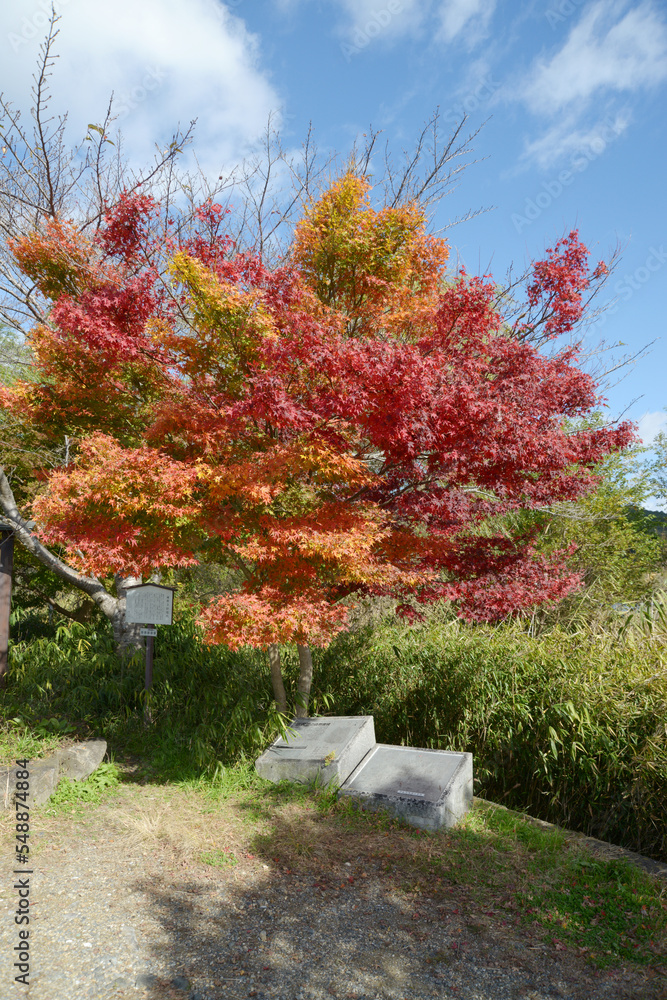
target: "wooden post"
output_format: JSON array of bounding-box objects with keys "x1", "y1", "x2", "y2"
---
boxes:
[
  {"x1": 0, "y1": 526, "x2": 14, "y2": 689},
  {"x1": 124, "y1": 584, "x2": 175, "y2": 725},
  {"x1": 144, "y1": 625, "x2": 155, "y2": 724},
  {"x1": 145, "y1": 628, "x2": 154, "y2": 692}
]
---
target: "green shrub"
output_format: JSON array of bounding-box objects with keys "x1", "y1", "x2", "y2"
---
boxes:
[{"x1": 2, "y1": 614, "x2": 283, "y2": 779}]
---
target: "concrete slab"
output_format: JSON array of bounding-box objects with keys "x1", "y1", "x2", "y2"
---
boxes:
[
  {"x1": 338, "y1": 744, "x2": 473, "y2": 831},
  {"x1": 255, "y1": 716, "x2": 376, "y2": 788}
]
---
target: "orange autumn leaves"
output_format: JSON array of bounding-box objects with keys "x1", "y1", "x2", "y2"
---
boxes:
[
  {"x1": 31, "y1": 433, "x2": 202, "y2": 577},
  {"x1": 9, "y1": 218, "x2": 97, "y2": 301}
]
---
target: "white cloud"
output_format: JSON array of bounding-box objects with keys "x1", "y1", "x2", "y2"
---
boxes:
[
  {"x1": 334, "y1": 0, "x2": 424, "y2": 42},
  {"x1": 270, "y1": 0, "x2": 495, "y2": 54},
  {"x1": 509, "y1": 1, "x2": 667, "y2": 169},
  {"x1": 436, "y1": 0, "x2": 496, "y2": 46},
  {"x1": 0, "y1": 0, "x2": 282, "y2": 177},
  {"x1": 638, "y1": 410, "x2": 667, "y2": 444},
  {"x1": 286, "y1": 0, "x2": 492, "y2": 49},
  {"x1": 521, "y1": 0, "x2": 667, "y2": 115},
  {"x1": 519, "y1": 109, "x2": 630, "y2": 170}
]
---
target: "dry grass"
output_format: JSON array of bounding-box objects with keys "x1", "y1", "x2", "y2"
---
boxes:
[{"x1": 101, "y1": 784, "x2": 248, "y2": 864}]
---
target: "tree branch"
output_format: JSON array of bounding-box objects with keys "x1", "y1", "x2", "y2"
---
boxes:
[{"x1": 0, "y1": 466, "x2": 118, "y2": 617}]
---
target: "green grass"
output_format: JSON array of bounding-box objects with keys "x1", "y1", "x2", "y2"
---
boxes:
[
  {"x1": 199, "y1": 848, "x2": 239, "y2": 868},
  {"x1": 459, "y1": 803, "x2": 664, "y2": 967},
  {"x1": 523, "y1": 855, "x2": 663, "y2": 966},
  {"x1": 0, "y1": 715, "x2": 77, "y2": 764},
  {"x1": 41, "y1": 761, "x2": 122, "y2": 818}
]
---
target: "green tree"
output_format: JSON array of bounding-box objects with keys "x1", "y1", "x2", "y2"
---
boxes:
[
  {"x1": 648, "y1": 424, "x2": 667, "y2": 506},
  {"x1": 526, "y1": 423, "x2": 664, "y2": 632}
]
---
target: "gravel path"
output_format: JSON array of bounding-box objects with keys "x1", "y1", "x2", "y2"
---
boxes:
[{"x1": 0, "y1": 785, "x2": 665, "y2": 1000}]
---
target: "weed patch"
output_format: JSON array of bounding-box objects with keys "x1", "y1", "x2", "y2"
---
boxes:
[
  {"x1": 199, "y1": 848, "x2": 238, "y2": 868},
  {"x1": 41, "y1": 762, "x2": 122, "y2": 817},
  {"x1": 521, "y1": 855, "x2": 667, "y2": 967},
  {"x1": 0, "y1": 716, "x2": 80, "y2": 764}
]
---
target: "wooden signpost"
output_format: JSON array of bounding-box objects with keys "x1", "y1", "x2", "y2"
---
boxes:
[{"x1": 125, "y1": 583, "x2": 175, "y2": 720}]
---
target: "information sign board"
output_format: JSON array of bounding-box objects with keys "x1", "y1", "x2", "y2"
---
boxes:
[{"x1": 125, "y1": 584, "x2": 174, "y2": 626}]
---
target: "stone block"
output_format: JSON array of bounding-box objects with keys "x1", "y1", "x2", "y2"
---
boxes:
[
  {"x1": 57, "y1": 739, "x2": 107, "y2": 781},
  {"x1": 0, "y1": 738, "x2": 108, "y2": 808},
  {"x1": 338, "y1": 744, "x2": 473, "y2": 831},
  {"x1": 255, "y1": 716, "x2": 376, "y2": 788},
  {"x1": 1, "y1": 758, "x2": 60, "y2": 808}
]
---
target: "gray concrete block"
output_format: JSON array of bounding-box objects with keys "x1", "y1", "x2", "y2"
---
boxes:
[
  {"x1": 57, "y1": 739, "x2": 107, "y2": 781},
  {"x1": 338, "y1": 744, "x2": 473, "y2": 831},
  {"x1": 255, "y1": 716, "x2": 376, "y2": 788}
]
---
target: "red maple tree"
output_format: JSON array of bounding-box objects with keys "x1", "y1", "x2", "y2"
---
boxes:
[{"x1": 1, "y1": 175, "x2": 634, "y2": 712}]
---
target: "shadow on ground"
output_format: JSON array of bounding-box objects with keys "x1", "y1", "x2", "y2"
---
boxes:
[{"x1": 123, "y1": 786, "x2": 666, "y2": 1000}]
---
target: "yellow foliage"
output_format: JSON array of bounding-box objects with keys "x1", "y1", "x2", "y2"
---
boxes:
[
  {"x1": 165, "y1": 252, "x2": 277, "y2": 390},
  {"x1": 291, "y1": 172, "x2": 449, "y2": 338}
]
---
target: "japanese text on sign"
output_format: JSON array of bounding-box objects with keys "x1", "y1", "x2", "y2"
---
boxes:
[{"x1": 125, "y1": 585, "x2": 174, "y2": 626}]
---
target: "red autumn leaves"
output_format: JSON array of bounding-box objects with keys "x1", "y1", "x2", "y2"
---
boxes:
[{"x1": 2, "y1": 175, "x2": 634, "y2": 646}]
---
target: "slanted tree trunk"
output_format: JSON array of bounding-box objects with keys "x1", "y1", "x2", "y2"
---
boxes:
[
  {"x1": 26, "y1": 586, "x2": 97, "y2": 625},
  {"x1": 268, "y1": 643, "x2": 287, "y2": 714},
  {"x1": 0, "y1": 526, "x2": 14, "y2": 689},
  {"x1": 0, "y1": 468, "x2": 141, "y2": 658},
  {"x1": 296, "y1": 643, "x2": 314, "y2": 718}
]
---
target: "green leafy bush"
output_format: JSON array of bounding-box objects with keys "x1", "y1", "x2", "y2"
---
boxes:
[{"x1": 2, "y1": 614, "x2": 283, "y2": 779}]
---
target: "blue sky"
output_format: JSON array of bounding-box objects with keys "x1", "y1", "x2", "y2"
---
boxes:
[{"x1": 1, "y1": 0, "x2": 666, "y2": 503}]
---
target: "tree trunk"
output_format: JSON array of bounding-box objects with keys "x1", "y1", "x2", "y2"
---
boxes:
[
  {"x1": 0, "y1": 527, "x2": 14, "y2": 689},
  {"x1": 296, "y1": 643, "x2": 314, "y2": 718},
  {"x1": 268, "y1": 643, "x2": 287, "y2": 714},
  {"x1": 113, "y1": 574, "x2": 144, "y2": 654},
  {"x1": 28, "y1": 586, "x2": 96, "y2": 625}
]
